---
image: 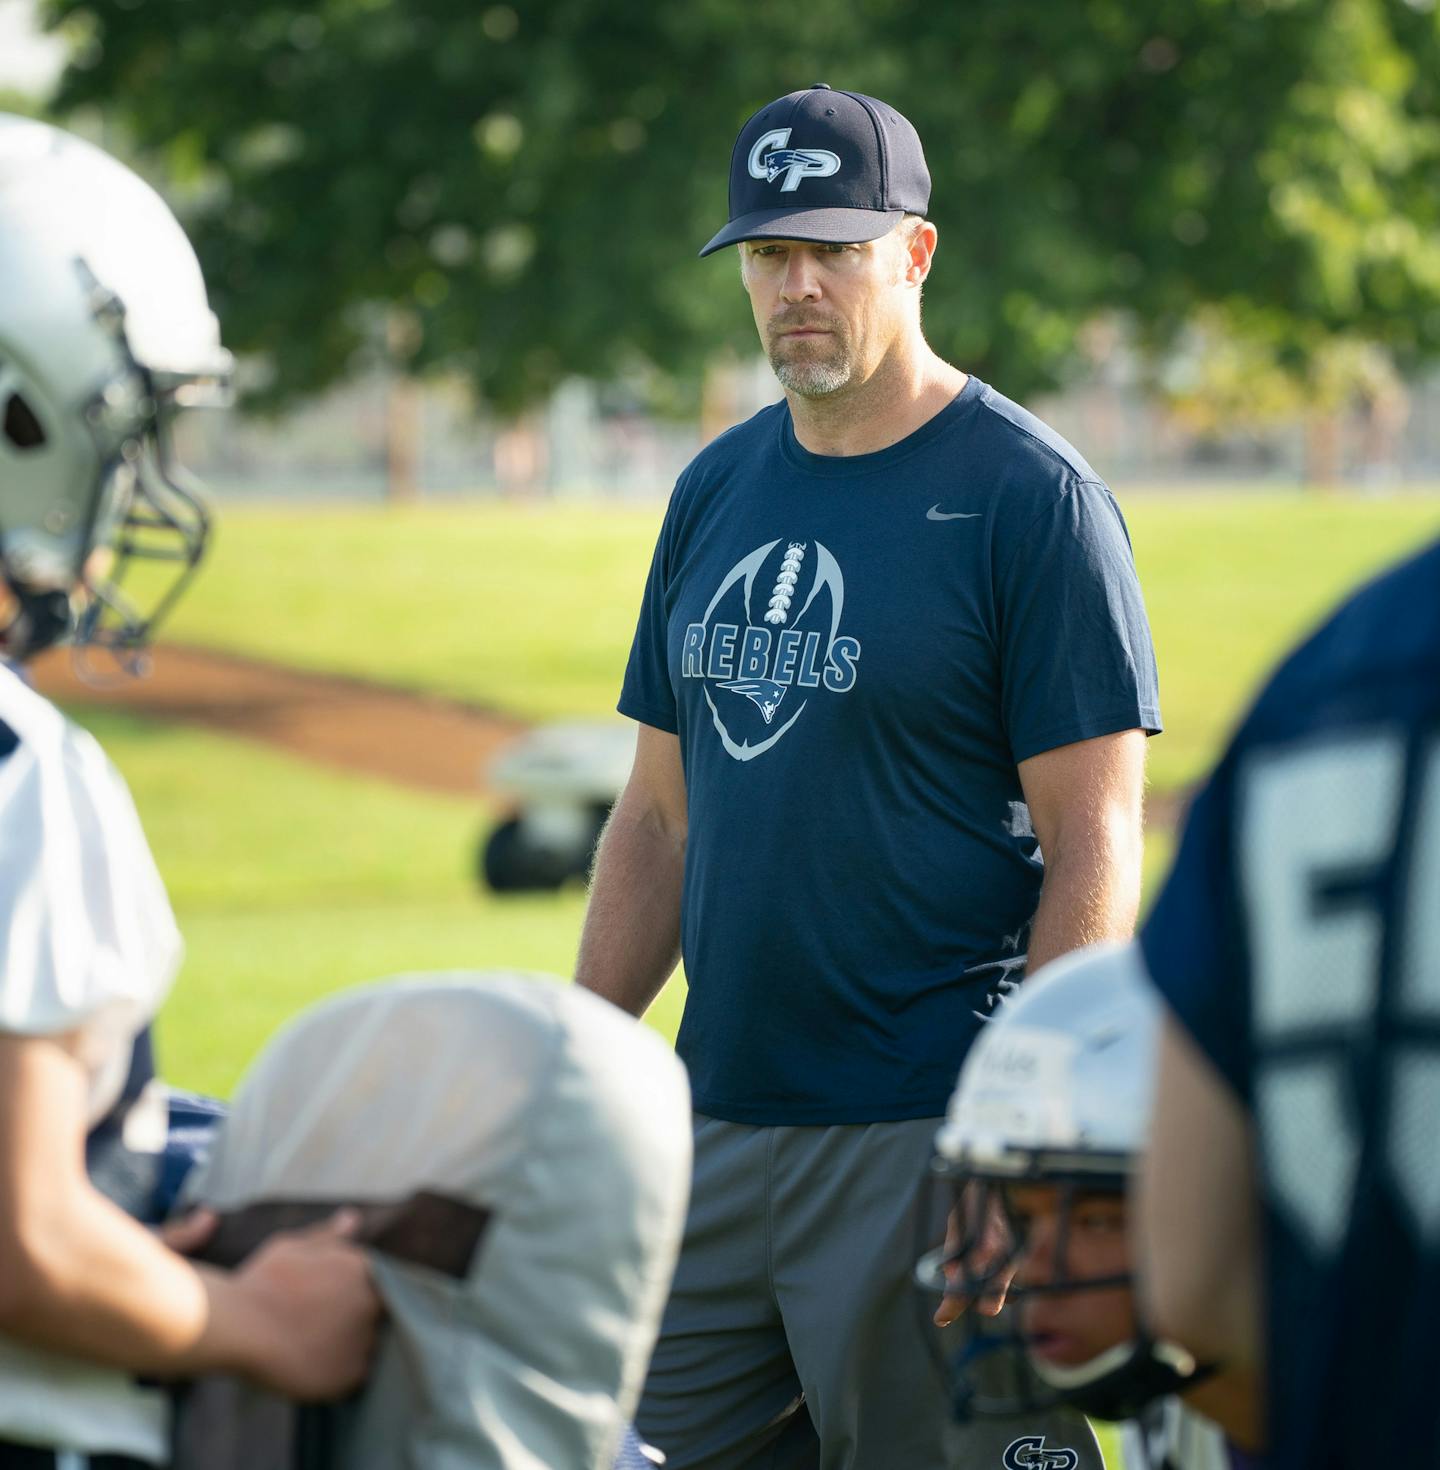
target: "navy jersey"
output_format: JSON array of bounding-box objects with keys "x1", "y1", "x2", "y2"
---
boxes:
[
  {"x1": 1141, "y1": 537, "x2": 1440, "y2": 1470},
  {"x1": 621, "y1": 375, "x2": 1160, "y2": 1123},
  {"x1": 85, "y1": 1025, "x2": 162, "y2": 1221}
]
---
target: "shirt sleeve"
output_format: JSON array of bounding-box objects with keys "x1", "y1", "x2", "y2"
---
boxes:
[
  {"x1": 617, "y1": 502, "x2": 680, "y2": 734},
  {"x1": 1139, "y1": 756, "x2": 1252, "y2": 1101},
  {"x1": 0, "y1": 719, "x2": 181, "y2": 1117},
  {"x1": 996, "y1": 479, "x2": 1162, "y2": 765}
]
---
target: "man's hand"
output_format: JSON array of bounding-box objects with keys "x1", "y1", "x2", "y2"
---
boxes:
[
  {"x1": 227, "y1": 1209, "x2": 381, "y2": 1401},
  {"x1": 159, "y1": 1207, "x2": 218, "y2": 1255},
  {"x1": 934, "y1": 1184, "x2": 1015, "y2": 1327}
]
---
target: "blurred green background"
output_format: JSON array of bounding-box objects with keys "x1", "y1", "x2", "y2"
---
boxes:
[{"x1": 10, "y1": 0, "x2": 1440, "y2": 432}]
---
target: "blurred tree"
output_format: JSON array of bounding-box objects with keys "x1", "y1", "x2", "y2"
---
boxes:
[{"x1": 39, "y1": 0, "x2": 1440, "y2": 416}]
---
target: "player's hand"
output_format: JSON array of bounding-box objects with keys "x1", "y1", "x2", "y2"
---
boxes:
[
  {"x1": 232, "y1": 1208, "x2": 381, "y2": 1400},
  {"x1": 934, "y1": 1185, "x2": 1015, "y2": 1326},
  {"x1": 159, "y1": 1207, "x2": 219, "y2": 1255}
]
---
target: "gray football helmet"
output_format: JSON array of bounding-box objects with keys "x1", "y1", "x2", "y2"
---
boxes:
[
  {"x1": 0, "y1": 114, "x2": 231, "y2": 660},
  {"x1": 915, "y1": 942, "x2": 1211, "y2": 1423}
]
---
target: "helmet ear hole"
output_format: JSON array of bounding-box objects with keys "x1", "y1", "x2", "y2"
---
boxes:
[{"x1": 3, "y1": 392, "x2": 46, "y2": 450}]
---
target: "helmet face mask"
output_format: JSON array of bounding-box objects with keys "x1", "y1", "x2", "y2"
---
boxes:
[
  {"x1": 0, "y1": 116, "x2": 231, "y2": 664},
  {"x1": 68, "y1": 287, "x2": 220, "y2": 669},
  {"x1": 916, "y1": 1163, "x2": 1196, "y2": 1423},
  {"x1": 915, "y1": 943, "x2": 1211, "y2": 1424}
]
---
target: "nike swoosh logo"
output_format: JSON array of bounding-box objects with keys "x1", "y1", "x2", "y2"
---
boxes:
[{"x1": 927, "y1": 505, "x2": 982, "y2": 521}]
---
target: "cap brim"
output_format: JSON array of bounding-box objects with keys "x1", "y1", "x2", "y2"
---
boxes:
[{"x1": 698, "y1": 205, "x2": 903, "y2": 258}]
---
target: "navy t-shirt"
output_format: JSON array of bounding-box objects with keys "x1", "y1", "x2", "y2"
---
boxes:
[
  {"x1": 622, "y1": 375, "x2": 1161, "y2": 1123},
  {"x1": 1141, "y1": 537, "x2": 1440, "y2": 1470}
]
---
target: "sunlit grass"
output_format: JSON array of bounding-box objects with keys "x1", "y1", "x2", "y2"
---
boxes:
[
  {"x1": 69, "y1": 706, "x2": 686, "y2": 1096},
  {"x1": 1126, "y1": 491, "x2": 1440, "y2": 793},
  {"x1": 159, "y1": 494, "x2": 1440, "y2": 802}
]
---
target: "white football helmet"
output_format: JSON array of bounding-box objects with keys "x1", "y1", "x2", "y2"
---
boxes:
[
  {"x1": 915, "y1": 942, "x2": 1210, "y2": 1422},
  {"x1": 0, "y1": 114, "x2": 231, "y2": 660}
]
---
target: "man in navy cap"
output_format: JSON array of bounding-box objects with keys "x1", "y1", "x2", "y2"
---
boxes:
[{"x1": 578, "y1": 86, "x2": 1160, "y2": 1468}]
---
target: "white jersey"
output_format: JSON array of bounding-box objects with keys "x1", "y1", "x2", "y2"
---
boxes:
[
  {"x1": 0, "y1": 663, "x2": 180, "y2": 1117},
  {"x1": 1120, "y1": 1397, "x2": 1233, "y2": 1470},
  {"x1": 0, "y1": 662, "x2": 181, "y2": 1461}
]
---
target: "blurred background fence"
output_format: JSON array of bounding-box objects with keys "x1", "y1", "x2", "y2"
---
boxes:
[{"x1": 174, "y1": 355, "x2": 1440, "y2": 503}]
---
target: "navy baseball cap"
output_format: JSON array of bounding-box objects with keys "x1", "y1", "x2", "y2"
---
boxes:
[{"x1": 699, "y1": 84, "x2": 931, "y2": 258}]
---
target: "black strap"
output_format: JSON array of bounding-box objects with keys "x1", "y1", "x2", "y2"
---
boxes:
[
  {"x1": 187, "y1": 1190, "x2": 490, "y2": 1280},
  {"x1": 170, "y1": 1190, "x2": 492, "y2": 1470},
  {"x1": 0, "y1": 1444, "x2": 154, "y2": 1469}
]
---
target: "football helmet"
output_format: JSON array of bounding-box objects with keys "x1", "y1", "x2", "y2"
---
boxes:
[
  {"x1": 0, "y1": 114, "x2": 231, "y2": 660},
  {"x1": 915, "y1": 942, "x2": 1212, "y2": 1422}
]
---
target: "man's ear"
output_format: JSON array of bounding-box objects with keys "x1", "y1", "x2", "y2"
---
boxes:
[{"x1": 905, "y1": 221, "x2": 938, "y2": 287}]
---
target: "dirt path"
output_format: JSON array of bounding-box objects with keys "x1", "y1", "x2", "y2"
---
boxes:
[
  {"x1": 31, "y1": 643, "x2": 1186, "y2": 827},
  {"x1": 31, "y1": 642, "x2": 528, "y2": 799}
]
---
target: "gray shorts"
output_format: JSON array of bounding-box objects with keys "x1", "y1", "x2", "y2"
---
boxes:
[{"x1": 636, "y1": 1114, "x2": 1104, "y2": 1470}]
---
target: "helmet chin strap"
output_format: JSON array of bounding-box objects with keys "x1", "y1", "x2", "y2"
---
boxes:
[
  {"x1": 1030, "y1": 1332, "x2": 1215, "y2": 1423},
  {"x1": 2, "y1": 583, "x2": 74, "y2": 660},
  {"x1": 944, "y1": 1320, "x2": 1216, "y2": 1426}
]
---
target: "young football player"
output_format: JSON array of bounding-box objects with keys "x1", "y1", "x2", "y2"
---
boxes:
[
  {"x1": 1138, "y1": 533, "x2": 1440, "y2": 1469},
  {"x1": 917, "y1": 941, "x2": 1262, "y2": 1470},
  {"x1": 0, "y1": 114, "x2": 379, "y2": 1466}
]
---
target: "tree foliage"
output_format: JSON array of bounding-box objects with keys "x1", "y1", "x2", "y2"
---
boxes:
[{"x1": 41, "y1": 0, "x2": 1440, "y2": 412}]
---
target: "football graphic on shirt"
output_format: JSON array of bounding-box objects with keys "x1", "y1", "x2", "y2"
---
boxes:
[{"x1": 680, "y1": 537, "x2": 860, "y2": 762}]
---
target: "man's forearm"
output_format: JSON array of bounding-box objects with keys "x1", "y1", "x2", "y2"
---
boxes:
[
  {"x1": 575, "y1": 798, "x2": 685, "y2": 1016},
  {"x1": 1025, "y1": 820, "x2": 1143, "y2": 974}
]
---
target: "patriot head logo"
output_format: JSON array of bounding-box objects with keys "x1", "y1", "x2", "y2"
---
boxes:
[
  {"x1": 681, "y1": 537, "x2": 860, "y2": 762},
  {"x1": 747, "y1": 128, "x2": 842, "y2": 193},
  {"x1": 1002, "y1": 1437, "x2": 1080, "y2": 1470}
]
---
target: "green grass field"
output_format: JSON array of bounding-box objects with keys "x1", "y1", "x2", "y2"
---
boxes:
[
  {"x1": 161, "y1": 492, "x2": 1440, "y2": 794},
  {"x1": 1124, "y1": 494, "x2": 1440, "y2": 793},
  {"x1": 88, "y1": 705, "x2": 686, "y2": 1093},
  {"x1": 87, "y1": 491, "x2": 1440, "y2": 1097}
]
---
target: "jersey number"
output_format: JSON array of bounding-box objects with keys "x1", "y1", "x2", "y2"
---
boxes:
[{"x1": 1241, "y1": 732, "x2": 1440, "y2": 1257}]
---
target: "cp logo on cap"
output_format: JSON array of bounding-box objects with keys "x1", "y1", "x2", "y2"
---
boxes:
[{"x1": 747, "y1": 128, "x2": 841, "y2": 193}]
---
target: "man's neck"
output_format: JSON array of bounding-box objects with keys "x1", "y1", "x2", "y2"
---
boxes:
[{"x1": 784, "y1": 344, "x2": 968, "y2": 458}]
